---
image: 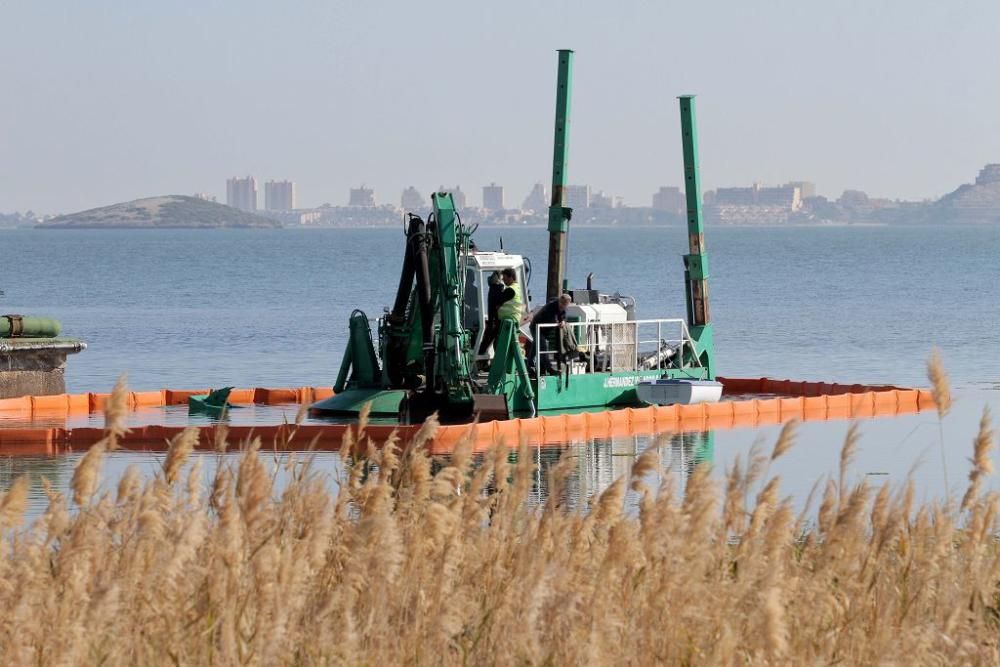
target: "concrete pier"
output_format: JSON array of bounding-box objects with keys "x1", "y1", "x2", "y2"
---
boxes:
[{"x1": 0, "y1": 338, "x2": 86, "y2": 399}]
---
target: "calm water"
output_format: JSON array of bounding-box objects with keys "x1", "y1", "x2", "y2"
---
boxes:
[{"x1": 2, "y1": 224, "x2": 999, "y2": 513}]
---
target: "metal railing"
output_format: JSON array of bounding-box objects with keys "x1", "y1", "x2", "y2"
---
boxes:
[{"x1": 532, "y1": 318, "x2": 702, "y2": 376}]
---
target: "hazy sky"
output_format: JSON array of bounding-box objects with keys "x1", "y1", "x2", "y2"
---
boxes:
[{"x1": 2, "y1": 1, "x2": 998, "y2": 213}]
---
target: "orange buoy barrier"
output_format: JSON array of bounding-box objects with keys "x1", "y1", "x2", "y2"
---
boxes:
[{"x1": 0, "y1": 378, "x2": 937, "y2": 455}]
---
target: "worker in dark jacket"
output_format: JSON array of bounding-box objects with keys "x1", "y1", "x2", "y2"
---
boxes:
[
  {"x1": 528, "y1": 293, "x2": 572, "y2": 375},
  {"x1": 478, "y1": 271, "x2": 507, "y2": 355}
]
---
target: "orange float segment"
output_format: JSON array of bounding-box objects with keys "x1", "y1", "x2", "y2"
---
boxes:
[
  {"x1": 564, "y1": 413, "x2": 588, "y2": 441},
  {"x1": 67, "y1": 393, "x2": 89, "y2": 412},
  {"x1": 31, "y1": 394, "x2": 69, "y2": 413},
  {"x1": 895, "y1": 389, "x2": 919, "y2": 410},
  {"x1": 778, "y1": 397, "x2": 804, "y2": 420},
  {"x1": 916, "y1": 389, "x2": 935, "y2": 411},
  {"x1": 130, "y1": 390, "x2": 165, "y2": 408},
  {"x1": 678, "y1": 403, "x2": 708, "y2": 431},
  {"x1": 630, "y1": 406, "x2": 654, "y2": 430},
  {"x1": 254, "y1": 388, "x2": 298, "y2": 405},
  {"x1": 226, "y1": 389, "x2": 256, "y2": 404},
  {"x1": 705, "y1": 402, "x2": 734, "y2": 419},
  {"x1": 803, "y1": 395, "x2": 827, "y2": 413},
  {"x1": 873, "y1": 390, "x2": 899, "y2": 416},
  {"x1": 755, "y1": 398, "x2": 780, "y2": 414},
  {"x1": 850, "y1": 392, "x2": 876, "y2": 418},
  {"x1": 88, "y1": 393, "x2": 111, "y2": 411},
  {"x1": 653, "y1": 404, "x2": 680, "y2": 425},
  {"x1": 826, "y1": 394, "x2": 850, "y2": 410},
  {"x1": 164, "y1": 389, "x2": 211, "y2": 405},
  {"x1": 0, "y1": 396, "x2": 31, "y2": 412},
  {"x1": 493, "y1": 418, "x2": 519, "y2": 443}
]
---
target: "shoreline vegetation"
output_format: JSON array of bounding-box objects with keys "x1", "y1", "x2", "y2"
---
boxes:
[
  {"x1": 36, "y1": 195, "x2": 281, "y2": 229},
  {"x1": 0, "y1": 360, "x2": 998, "y2": 663}
]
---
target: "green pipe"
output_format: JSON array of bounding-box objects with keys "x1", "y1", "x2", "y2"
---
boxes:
[
  {"x1": 546, "y1": 49, "x2": 574, "y2": 303},
  {"x1": 678, "y1": 95, "x2": 714, "y2": 377},
  {"x1": 0, "y1": 315, "x2": 61, "y2": 338}
]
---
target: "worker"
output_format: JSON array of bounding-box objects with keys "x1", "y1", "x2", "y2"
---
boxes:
[
  {"x1": 528, "y1": 293, "x2": 572, "y2": 375},
  {"x1": 496, "y1": 268, "x2": 522, "y2": 323},
  {"x1": 478, "y1": 271, "x2": 506, "y2": 355}
]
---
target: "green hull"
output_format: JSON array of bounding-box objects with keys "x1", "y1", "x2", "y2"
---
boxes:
[
  {"x1": 189, "y1": 387, "x2": 237, "y2": 417},
  {"x1": 188, "y1": 397, "x2": 229, "y2": 417},
  {"x1": 309, "y1": 388, "x2": 406, "y2": 418},
  {"x1": 527, "y1": 368, "x2": 712, "y2": 414},
  {"x1": 312, "y1": 368, "x2": 712, "y2": 422}
]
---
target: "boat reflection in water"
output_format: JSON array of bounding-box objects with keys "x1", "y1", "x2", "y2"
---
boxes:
[{"x1": 465, "y1": 430, "x2": 715, "y2": 510}]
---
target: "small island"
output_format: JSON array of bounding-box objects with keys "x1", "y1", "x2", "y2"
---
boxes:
[{"x1": 38, "y1": 195, "x2": 282, "y2": 229}]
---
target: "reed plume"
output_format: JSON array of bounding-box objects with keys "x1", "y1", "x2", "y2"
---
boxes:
[
  {"x1": 0, "y1": 474, "x2": 28, "y2": 527},
  {"x1": 770, "y1": 419, "x2": 798, "y2": 461},
  {"x1": 927, "y1": 348, "x2": 953, "y2": 418},
  {"x1": 961, "y1": 407, "x2": 994, "y2": 512},
  {"x1": 928, "y1": 349, "x2": 953, "y2": 497},
  {"x1": 163, "y1": 427, "x2": 199, "y2": 485},
  {"x1": 104, "y1": 374, "x2": 131, "y2": 448}
]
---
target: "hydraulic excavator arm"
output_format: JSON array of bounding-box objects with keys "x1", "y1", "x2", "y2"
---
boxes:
[{"x1": 396, "y1": 193, "x2": 510, "y2": 423}]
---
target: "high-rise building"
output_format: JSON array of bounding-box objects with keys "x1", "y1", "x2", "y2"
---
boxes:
[
  {"x1": 715, "y1": 183, "x2": 802, "y2": 210},
  {"x1": 756, "y1": 184, "x2": 802, "y2": 210},
  {"x1": 401, "y1": 186, "x2": 426, "y2": 210},
  {"x1": 522, "y1": 183, "x2": 548, "y2": 212},
  {"x1": 590, "y1": 190, "x2": 613, "y2": 209},
  {"x1": 786, "y1": 181, "x2": 816, "y2": 199},
  {"x1": 264, "y1": 180, "x2": 296, "y2": 211},
  {"x1": 838, "y1": 189, "x2": 869, "y2": 207},
  {"x1": 226, "y1": 176, "x2": 258, "y2": 212},
  {"x1": 565, "y1": 185, "x2": 591, "y2": 210},
  {"x1": 714, "y1": 186, "x2": 756, "y2": 205},
  {"x1": 437, "y1": 186, "x2": 467, "y2": 209},
  {"x1": 652, "y1": 186, "x2": 684, "y2": 213},
  {"x1": 482, "y1": 183, "x2": 505, "y2": 210},
  {"x1": 349, "y1": 186, "x2": 376, "y2": 207}
]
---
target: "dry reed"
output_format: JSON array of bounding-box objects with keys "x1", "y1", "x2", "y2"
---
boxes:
[
  {"x1": 928, "y1": 348, "x2": 953, "y2": 497},
  {"x1": 927, "y1": 348, "x2": 953, "y2": 418},
  {"x1": 0, "y1": 386, "x2": 999, "y2": 664}
]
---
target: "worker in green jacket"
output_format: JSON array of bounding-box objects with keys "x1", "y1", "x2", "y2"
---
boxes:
[{"x1": 496, "y1": 268, "x2": 523, "y2": 322}]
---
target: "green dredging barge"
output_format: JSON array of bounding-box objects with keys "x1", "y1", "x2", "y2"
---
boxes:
[{"x1": 312, "y1": 50, "x2": 714, "y2": 424}]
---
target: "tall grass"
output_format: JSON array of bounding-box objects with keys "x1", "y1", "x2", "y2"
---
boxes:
[{"x1": 0, "y1": 379, "x2": 998, "y2": 665}]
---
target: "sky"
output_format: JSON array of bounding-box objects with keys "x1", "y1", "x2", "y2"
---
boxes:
[{"x1": 1, "y1": 0, "x2": 998, "y2": 213}]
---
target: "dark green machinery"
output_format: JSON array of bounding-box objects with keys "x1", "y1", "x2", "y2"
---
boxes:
[
  {"x1": 312, "y1": 50, "x2": 717, "y2": 424},
  {"x1": 310, "y1": 192, "x2": 533, "y2": 423}
]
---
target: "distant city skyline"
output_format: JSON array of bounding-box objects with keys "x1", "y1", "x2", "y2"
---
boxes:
[{"x1": 2, "y1": 2, "x2": 999, "y2": 213}]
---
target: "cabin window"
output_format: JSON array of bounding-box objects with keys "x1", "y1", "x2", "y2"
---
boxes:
[{"x1": 463, "y1": 268, "x2": 481, "y2": 335}]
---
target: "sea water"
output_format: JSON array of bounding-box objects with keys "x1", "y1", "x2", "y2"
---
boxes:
[{"x1": 2, "y1": 224, "x2": 999, "y2": 513}]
